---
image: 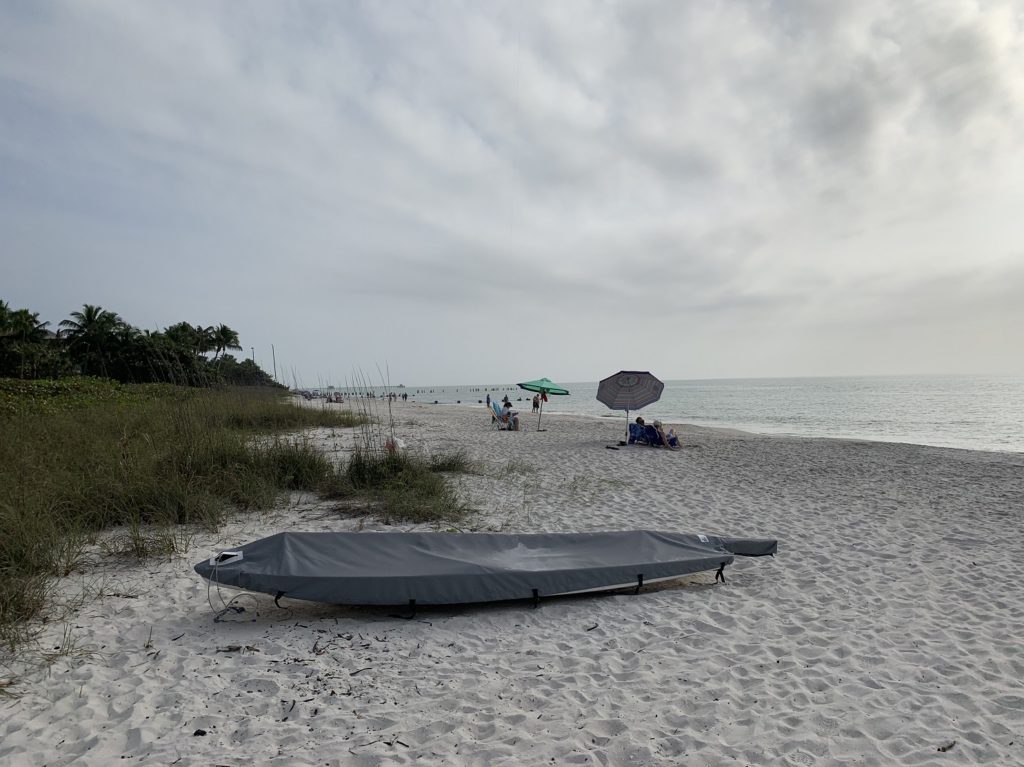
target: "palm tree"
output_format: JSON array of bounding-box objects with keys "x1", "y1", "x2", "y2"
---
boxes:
[
  {"x1": 210, "y1": 324, "x2": 242, "y2": 362},
  {"x1": 194, "y1": 324, "x2": 215, "y2": 357},
  {"x1": 9, "y1": 309, "x2": 50, "y2": 342},
  {"x1": 0, "y1": 300, "x2": 11, "y2": 336},
  {"x1": 59, "y1": 304, "x2": 122, "y2": 340},
  {"x1": 59, "y1": 304, "x2": 123, "y2": 376},
  {"x1": 7, "y1": 308, "x2": 51, "y2": 378},
  {"x1": 0, "y1": 300, "x2": 16, "y2": 376},
  {"x1": 164, "y1": 322, "x2": 215, "y2": 357}
]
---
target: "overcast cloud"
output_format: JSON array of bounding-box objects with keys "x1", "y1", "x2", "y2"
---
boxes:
[{"x1": 3, "y1": 0, "x2": 1023, "y2": 385}]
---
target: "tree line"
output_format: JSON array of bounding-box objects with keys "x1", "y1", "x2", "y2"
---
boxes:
[{"x1": 0, "y1": 300, "x2": 278, "y2": 386}]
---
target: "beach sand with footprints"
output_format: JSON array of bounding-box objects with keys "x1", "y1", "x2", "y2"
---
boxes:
[{"x1": 3, "y1": 399, "x2": 1024, "y2": 765}]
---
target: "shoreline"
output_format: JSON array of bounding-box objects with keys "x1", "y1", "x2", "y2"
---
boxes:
[
  {"x1": 350, "y1": 373, "x2": 1024, "y2": 455},
  {"x1": 405, "y1": 399, "x2": 1024, "y2": 455},
  {"x1": 3, "y1": 400, "x2": 1023, "y2": 765}
]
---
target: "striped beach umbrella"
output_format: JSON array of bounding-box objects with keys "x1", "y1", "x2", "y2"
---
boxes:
[{"x1": 596, "y1": 371, "x2": 665, "y2": 441}]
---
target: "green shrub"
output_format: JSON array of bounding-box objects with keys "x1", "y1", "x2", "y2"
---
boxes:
[
  {"x1": 428, "y1": 449, "x2": 475, "y2": 474},
  {"x1": 0, "y1": 382, "x2": 364, "y2": 642},
  {"x1": 0, "y1": 379, "x2": 473, "y2": 644},
  {"x1": 341, "y1": 448, "x2": 472, "y2": 525}
]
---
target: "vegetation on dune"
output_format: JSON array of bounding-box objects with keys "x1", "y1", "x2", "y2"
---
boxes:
[
  {"x1": 0, "y1": 377, "x2": 187, "y2": 417},
  {"x1": 329, "y1": 447, "x2": 474, "y2": 526},
  {"x1": 0, "y1": 300, "x2": 476, "y2": 644},
  {"x1": 329, "y1": 393, "x2": 478, "y2": 526},
  {"x1": 0, "y1": 379, "x2": 474, "y2": 645}
]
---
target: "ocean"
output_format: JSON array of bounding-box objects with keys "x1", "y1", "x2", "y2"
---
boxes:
[{"x1": 371, "y1": 375, "x2": 1024, "y2": 454}]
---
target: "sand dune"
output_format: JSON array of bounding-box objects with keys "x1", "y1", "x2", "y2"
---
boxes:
[{"x1": 3, "y1": 400, "x2": 1023, "y2": 765}]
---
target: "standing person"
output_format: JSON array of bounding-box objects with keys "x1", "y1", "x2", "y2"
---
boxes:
[
  {"x1": 502, "y1": 394, "x2": 510, "y2": 406},
  {"x1": 532, "y1": 394, "x2": 539, "y2": 413},
  {"x1": 486, "y1": 393, "x2": 491, "y2": 408}
]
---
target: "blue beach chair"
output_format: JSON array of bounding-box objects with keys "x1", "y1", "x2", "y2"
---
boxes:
[
  {"x1": 491, "y1": 402, "x2": 515, "y2": 430},
  {"x1": 628, "y1": 422, "x2": 649, "y2": 444}
]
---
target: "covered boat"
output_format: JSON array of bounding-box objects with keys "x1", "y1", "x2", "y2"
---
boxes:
[{"x1": 195, "y1": 530, "x2": 777, "y2": 607}]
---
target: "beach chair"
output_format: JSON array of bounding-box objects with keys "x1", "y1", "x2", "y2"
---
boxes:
[
  {"x1": 492, "y1": 402, "x2": 521, "y2": 430},
  {"x1": 628, "y1": 422, "x2": 648, "y2": 444},
  {"x1": 643, "y1": 424, "x2": 663, "y2": 446},
  {"x1": 491, "y1": 402, "x2": 512, "y2": 430}
]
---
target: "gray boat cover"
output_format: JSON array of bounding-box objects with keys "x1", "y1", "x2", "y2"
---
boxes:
[{"x1": 195, "y1": 530, "x2": 776, "y2": 606}]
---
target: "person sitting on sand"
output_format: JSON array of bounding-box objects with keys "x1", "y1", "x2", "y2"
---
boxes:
[
  {"x1": 503, "y1": 401, "x2": 520, "y2": 431},
  {"x1": 652, "y1": 420, "x2": 679, "y2": 449},
  {"x1": 628, "y1": 416, "x2": 648, "y2": 444}
]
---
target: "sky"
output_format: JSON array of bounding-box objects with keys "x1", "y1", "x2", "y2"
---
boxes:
[{"x1": 2, "y1": 0, "x2": 1023, "y2": 386}]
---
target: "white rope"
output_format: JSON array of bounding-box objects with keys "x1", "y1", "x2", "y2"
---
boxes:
[{"x1": 205, "y1": 557, "x2": 257, "y2": 622}]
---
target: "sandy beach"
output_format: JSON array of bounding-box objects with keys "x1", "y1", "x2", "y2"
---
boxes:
[{"x1": 3, "y1": 400, "x2": 1024, "y2": 766}]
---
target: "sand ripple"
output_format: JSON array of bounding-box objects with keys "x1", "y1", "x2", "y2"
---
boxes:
[{"x1": 2, "y1": 403, "x2": 1023, "y2": 765}]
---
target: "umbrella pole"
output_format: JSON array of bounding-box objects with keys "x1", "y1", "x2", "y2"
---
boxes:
[
  {"x1": 537, "y1": 397, "x2": 544, "y2": 431},
  {"x1": 625, "y1": 408, "x2": 629, "y2": 443}
]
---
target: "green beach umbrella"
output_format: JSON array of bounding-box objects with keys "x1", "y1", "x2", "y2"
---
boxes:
[{"x1": 516, "y1": 377, "x2": 570, "y2": 431}]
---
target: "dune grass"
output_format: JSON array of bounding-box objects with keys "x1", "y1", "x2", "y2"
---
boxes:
[
  {"x1": 0, "y1": 379, "x2": 476, "y2": 645},
  {"x1": 325, "y1": 447, "x2": 474, "y2": 526}
]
